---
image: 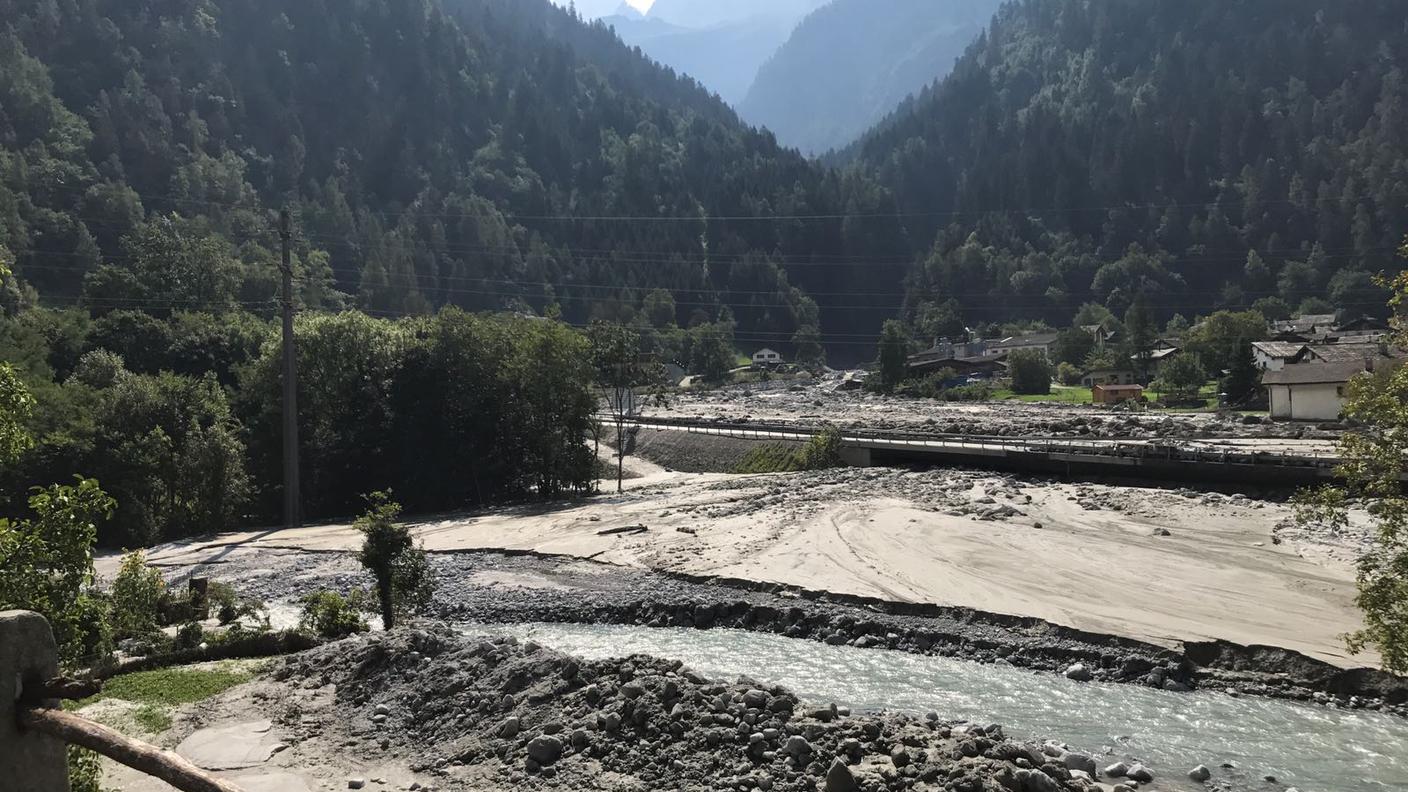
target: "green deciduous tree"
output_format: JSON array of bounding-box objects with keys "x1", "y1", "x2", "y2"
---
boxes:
[
  {"x1": 0, "y1": 477, "x2": 116, "y2": 666},
  {"x1": 109, "y1": 549, "x2": 165, "y2": 640},
  {"x1": 1295, "y1": 258, "x2": 1408, "y2": 671},
  {"x1": 1152, "y1": 353, "x2": 1207, "y2": 402},
  {"x1": 356, "y1": 491, "x2": 434, "y2": 631},
  {"x1": 1222, "y1": 341, "x2": 1260, "y2": 406},
  {"x1": 1007, "y1": 349, "x2": 1052, "y2": 395},
  {"x1": 0, "y1": 361, "x2": 34, "y2": 464},
  {"x1": 876, "y1": 320, "x2": 910, "y2": 392},
  {"x1": 1185, "y1": 310, "x2": 1268, "y2": 374},
  {"x1": 1122, "y1": 294, "x2": 1156, "y2": 384},
  {"x1": 1051, "y1": 327, "x2": 1096, "y2": 366}
]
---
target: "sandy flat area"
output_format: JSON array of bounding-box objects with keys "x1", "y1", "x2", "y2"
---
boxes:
[{"x1": 112, "y1": 460, "x2": 1376, "y2": 670}]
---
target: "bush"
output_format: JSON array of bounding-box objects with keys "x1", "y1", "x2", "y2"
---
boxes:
[
  {"x1": 942, "y1": 383, "x2": 993, "y2": 402},
  {"x1": 299, "y1": 590, "x2": 369, "y2": 639},
  {"x1": 110, "y1": 550, "x2": 165, "y2": 640},
  {"x1": 206, "y1": 580, "x2": 264, "y2": 625},
  {"x1": 795, "y1": 427, "x2": 843, "y2": 470},
  {"x1": 357, "y1": 492, "x2": 434, "y2": 630},
  {"x1": 172, "y1": 621, "x2": 206, "y2": 651},
  {"x1": 1007, "y1": 350, "x2": 1053, "y2": 395},
  {"x1": 1056, "y1": 361, "x2": 1083, "y2": 386}
]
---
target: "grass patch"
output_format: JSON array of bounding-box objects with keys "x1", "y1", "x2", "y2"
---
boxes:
[
  {"x1": 83, "y1": 664, "x2": 255, "y2": 709},
  {"x1": 733, "y1": 443, "x2": 804, "y2": 473},
  {"x1": 994, "y1": 385, "x2": 1093, "y2": 404},
  {"x1": 733, "y1": 428, "x2": 843, "y2": 473},
  {"x1": 133, "y1": 704, "x2": 172, "y2": 733}
]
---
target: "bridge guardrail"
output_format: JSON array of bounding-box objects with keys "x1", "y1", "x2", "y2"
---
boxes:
[{"x1": 610, "y1": 415, "x2": 1344, "y2": 472}]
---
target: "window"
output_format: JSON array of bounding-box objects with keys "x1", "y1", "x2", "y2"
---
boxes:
[{"x1": 1336, "y1": 386, "x2": 1345, "y2": 397}]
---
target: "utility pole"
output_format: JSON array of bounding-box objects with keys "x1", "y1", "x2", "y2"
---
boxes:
[{"x1": 279, "y1": 209, "x2": 301, "y2": 528}]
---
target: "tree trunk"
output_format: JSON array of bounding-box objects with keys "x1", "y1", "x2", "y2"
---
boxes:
[
  {"x1": 378, "y1": 575, "x2": 395, "y2": 630},
  {"x1": 615, "y1": 417, "x2": 625, "y2": 494}
]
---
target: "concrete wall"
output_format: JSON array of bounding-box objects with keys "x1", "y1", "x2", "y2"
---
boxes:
[
  {"x1": 1269, "y1": 382, "x2": 1344, "y2": 421},
  {"x1": 0, "y1": 610, "x2": 71, "y2": 792}
]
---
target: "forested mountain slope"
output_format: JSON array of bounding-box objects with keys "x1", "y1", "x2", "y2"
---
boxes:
[
  {"x1": 739, "y1": 0, "x2": 1001, "y2": 156},
  {"x1": 0, "y1": 0, "x2": 906, "y2": 350},
  {"x1": 844, "y1": 0, "x2": 1408, "y2": 326}
]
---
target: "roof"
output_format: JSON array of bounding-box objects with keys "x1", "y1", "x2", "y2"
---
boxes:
[
  {"x1": 1261, "y1": 360, "x2": 1372, "y2": 386},
  {"x1": 1303, "y1": 343, "x2": 1382, "y2": 364},
  {"x1": 753, "y1": 348, "x2": 780, "y2": 356},
  {"x1": 990, "y1": 332, "x2": 1059, "y2": 348},
  {"x1": 1252, "y1": 341, "x2": 1307, "y2": 359},
  {"x1": 1149, "y1": 347, "x2": 1180, "y2": 361},
  {"x1": 1272, "y1": 314, "x2": 1338, "y2": 333},
  {"x1": 908, "y1": 354, "x2": 1003, "y2": 370}
]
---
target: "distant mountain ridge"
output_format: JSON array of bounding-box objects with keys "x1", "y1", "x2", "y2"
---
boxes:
[
  {"x1": 739, "y1": 0, "x2": 1001, "y2": 155},
  {"x1": 603, "y1": 0, "x2": 827, "y2": 104}
]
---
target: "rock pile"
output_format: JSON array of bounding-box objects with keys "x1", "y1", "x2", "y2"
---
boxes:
[{"x1": 276, "y1": 627, "x2": 1108, "y2": 792}]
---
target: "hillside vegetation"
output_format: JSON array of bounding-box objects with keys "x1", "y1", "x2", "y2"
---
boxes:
[{"x1": 842, "y1": 0, "x2": 1408, "y2": 328}]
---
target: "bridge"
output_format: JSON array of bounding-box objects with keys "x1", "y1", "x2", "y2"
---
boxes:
[{"x1": 616, "y1": 416, "x2": 1361, "y2": 488}]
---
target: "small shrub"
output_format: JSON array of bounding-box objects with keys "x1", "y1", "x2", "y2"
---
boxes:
[
  {"x1": 299, "y1": 590, "x2": 369, "y2": 639},
  {"x1": 68, "y1": 747, "x2": 104, "y2": 792},
  {"x1": 110, "y1": 550, "x2": 165, "y2": 640},
  {"x1": 172, "y1": 621, "x2": 205, "y2": 651},
  {"x1": 356, "y1": 492, "x2": 435, "y2": 630},
  {"x1": 206, "y1": 580, "x2": 265, "y2": 626},
  {"x1": 795, "y1": 427, "x2": 843, "y2": 470},
  {"x1": 1056, "y1": 361, "x2": 1083, "y2": 386},
  {"x1": 942, "y1": 382, "x2": 993, "y2": 402}
]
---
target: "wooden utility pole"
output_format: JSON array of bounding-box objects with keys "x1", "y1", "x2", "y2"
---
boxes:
[{"x1": 279, "y1": 209, "x2": 301, "y2": 528}]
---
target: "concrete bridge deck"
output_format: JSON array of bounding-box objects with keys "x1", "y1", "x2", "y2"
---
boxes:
[{"x1": 616, "y1": 416, "x2": 1365, "y2": 488}]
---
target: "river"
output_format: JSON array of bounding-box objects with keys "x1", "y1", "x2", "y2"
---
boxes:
[{"x1": 472, "y1": 622, "x2": 1408, "y2": 791}]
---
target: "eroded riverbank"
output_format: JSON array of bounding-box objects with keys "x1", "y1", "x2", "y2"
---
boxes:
[{"x1": 136, "y1": 546, "x2": 1408, "y2": 716}]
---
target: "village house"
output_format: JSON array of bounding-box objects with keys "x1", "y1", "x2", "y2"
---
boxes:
[
  {"x1": 1260, "y1": 356, "x2": 1404, "y2": 421},
  {"x1": 983, "y1": 331, "x2": 1059, "y2": 360},
  {"x1": 1081, "y1": 368, "x2": 1137, "y2": 388},
  {"x1": 1251, "y1": 340, "x2": 1307, "y2": 372},
  {"x1": 1082, "y1": 322, "x2": 1119, "y2": 350},
  {"x1": 1270, "y1": 313, "x2": 1338, "y2": 337},
  {"x1": 1148, "y1": 346, "x2": 1181, "y2": 374},
  {"x1": 907, "y1": 351, "x2": 1005, "y2": 380},
  {"x1": 751, "y1": 348, "x2": 783, "y2": 366}
]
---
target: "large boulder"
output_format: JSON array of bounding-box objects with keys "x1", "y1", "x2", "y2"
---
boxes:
[
  {"x1": 526, "y1": 735, "x2": 563, "y2": 766},
  {"x1": 825, "y1": 759, "x2": 860, "y2": 792}
]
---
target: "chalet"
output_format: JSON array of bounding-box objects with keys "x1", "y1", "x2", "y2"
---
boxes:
[
  {"x1": 1251, "y1": 341, "x2": 1306, "y2": 372},
  {"x1": 1082, "y1": 322, "x2": 1119, "y2": 350},
  {"x1": 907, "y1": 353, "x2": 1005, "y2": 380},
  {"x1": 984, "y1": 332, "x2": 1059, "y2": 360},
  {"x1": 751, "y1": 348, "x2": 783, "y2": 366},
  {"x1": 1261, "y1": 360, "x2": 1370, "y2": 421},
  {"x1": 1271, "y1": 313, "x2": 1338, "y2": 336},
  {"x1": 1335, "y1": 316, "x2": 1390, "y2": 337},
  {"x1": 1148, "y1": 347, "x2": 1181, "y2": 373},
  {"x1": 1081, "y1": 369, "x2": 1137, "y2": 388},
  {"x1": 1300, "y1": 342, "x2": 1383, "y2": 365},
  {"x1": 1092, "y1": 384, "x2": 1144, "y2": 405}
]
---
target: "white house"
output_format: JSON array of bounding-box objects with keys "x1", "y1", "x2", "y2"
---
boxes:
[
  {"x1": 1261, "y1": 360, "x2": 1369, "y2": 421},
  {"x1": 1251, "y1": 341, "x2": 1306, "y2": 372},
  {"x1": 1080, "y1": 368, "x2": 1137, "y2": 388},
  {"x1": 984, "y1": 332, "x2": 1059, "y2": 360},
  {"x1": 752, "y1": 348, "x2": 783, "y2": 366}
]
